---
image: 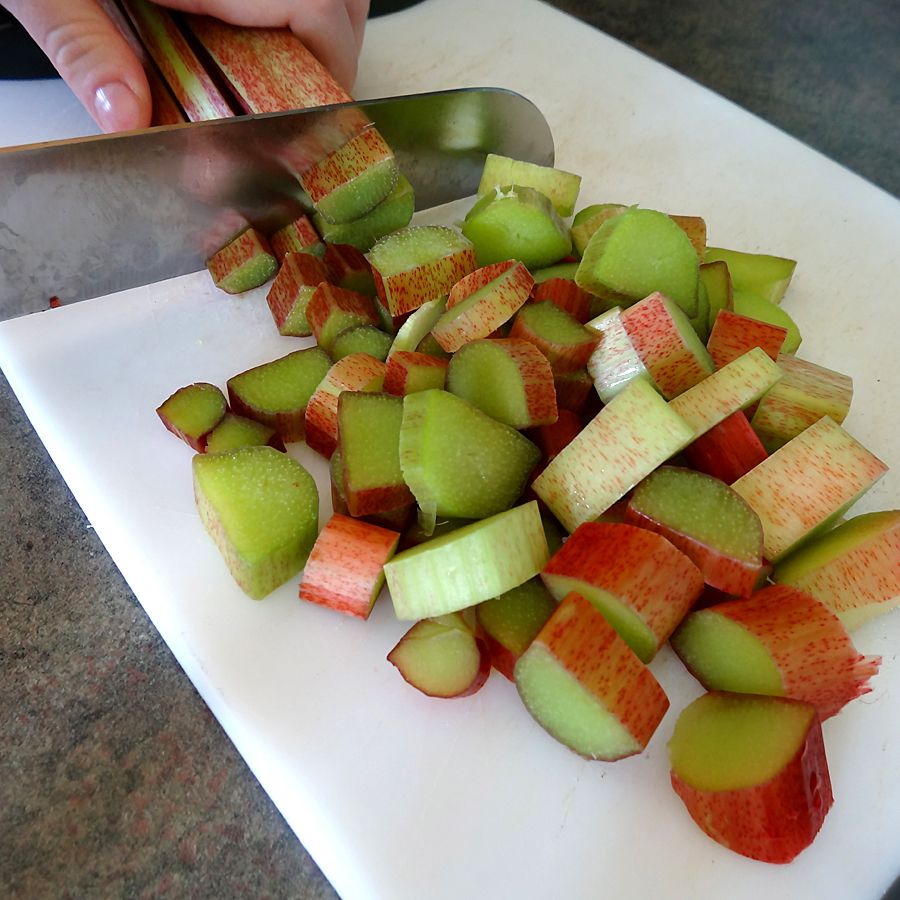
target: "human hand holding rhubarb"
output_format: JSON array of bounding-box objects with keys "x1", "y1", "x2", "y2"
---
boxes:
[{"x1": 3, "y1": 0, "x2": 369, "y2": 131}]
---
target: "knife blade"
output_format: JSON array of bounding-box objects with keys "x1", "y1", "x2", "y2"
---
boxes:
[{"x1": 0, "y1": 86, "x2": 554, "y2": 318}]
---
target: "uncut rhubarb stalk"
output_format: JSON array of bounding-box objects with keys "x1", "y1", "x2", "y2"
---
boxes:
[
  {"x1": 98, "y1": 0, "x2": 186, "y2": 125},
  {"x1": 119, "y1": 0, "x2": 235, "y2": 121}
]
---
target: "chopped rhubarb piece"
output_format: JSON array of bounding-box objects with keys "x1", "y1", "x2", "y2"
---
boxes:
[
  {"x1": 387, "y1": 612, "x2": 491, "y2": 698},
  {"x1": 706, "y1": 308, "x2": 787, "y2": 370},
  {"x1": 120, "y1": 0, "x2": 234, "y2": 121},
  {"x1": 668, "y1": 347, "x2": 783, "y2": 439},
  {"x1": 446, "y1": 338, "x2": 557, "y2": 428},
  {"x1": 683, "y1": 411, "x2": 769, "y2": 484},
  {"x1": 314, "y1": 174, "x2": 415, "y2": 252},
  {"x1": 750, "y1": 353, "x2": 853, "y2": 451},
  {"x1": 431, "y1": 261, "x2": 533, "y2": 353},
  {"x1": 367, "y1": 226, "x2": 477, "y2": 317},
  {"x1": 619, "y1": 292, "x2": 714, "y2": 398},
  {"x1": 532, "y1": 277, "x2": 592, "y2": 323},
  {"x1": 330, "y1": 325, "x2": 393, "y2": 362},
  {"x1": 323, "y1": 243, "x2": 376, "y2": 296},
  {"x1": 300, "y1": 127, "x2": 399, "y2": 225},
  {"x1": 476, "y1": 577, "x2": 558, "y2": 680},
  {"x1": 731, "y1": 416, "x2": 888, "y2": 561},
  {"x1": 299, "y1": 514, "x2": 400, "y2": 619},
  {"x1": 204, "y1": 412, "x2": 284, "y2": 454},
  {"x1": 387, "y1": 296, "x2": 448, "y2": 359},
  {"x1": 330, "y1": 449, "x2": 413, "y2": 531},
  {"x1": 399, "y1": 389, "x2": 541, "y2": 522},
  {"x1": 477, "y1": 154, "x2": 582, "y2": 216},
  {"x1": 532, "y1": 378, "x2": 694, "y2": 533},
  {"x1": 463, "y1": 184, "x2": 572, "y2": 269},
  {"x1": 705, "y1": 247, "x2": 797, "y2": 305},
  {"x1": 570, "y1": 203, "x2": 626, "y2": 258},
  {"x1": 669, "y1": 692, "x2": 832, "y2": 863},
  {"x1": 265, "y1": 251, "x2": 330, "y2": 336},
  {"x1": 508, "y1": 301, "x2": 600, "y2": 373},
  {"x1": 156, "y1": 382, "x2": 227, "y2": 452},
  {"x1": 306, "y1": 283, "x2": 380, "y2": 353},
  {"x1": 515, "y1": 591, "x2": 670, "y2": 760},
  {"x1": 575, "y1": 207, "x2": 699, "y2": 316},
  {"x1": 227, "y1": 347, "x2": 332, "y2": 443},
  {"x1": 585, "y1": 306, "x2": 652, "y2": 402},
  {"x1": 384, "y1": 351, "x2": 448, "y2": 396},
  {"x1": 541, "y1": 522, "x2": 704, "y2": 662},
  {"x1": 383, "y1": 501, "x2": 549, "y2": 620},
  {"x1": 304, "y1": 353, "x2": 386, "y2": 459},
  {"x1": 733, "y1": 291, "x2": 802, "y2": 353},
  {"x1": 668, "y1": 214, "x2": 707, "y2": 260},
  {"x1": 207, "y1": 228, "x2": 277, "y2": 294},
  {"x1": 625, "y1": 466, "x2": 765, "y2": 596},
  {"x1": 699, "y1": 260, "x2": 733, "y2": 334},
  {"x1": 339, "y1": 391, "x2": 413, "y2": 517},
  {"x1": 671, "y1": 585, "x2": 880, "y2": 719},
  {"x1": 773, "y1": 510, "x2": 900, "y2": 630},
  {"x1": 193, "y1": 446, "x2": 318, "y2": 599},
  {"x1": 269, "y1": 215, "x2": 324, "y2": 262}
]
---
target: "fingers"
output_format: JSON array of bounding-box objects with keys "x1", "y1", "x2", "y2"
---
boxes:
[
  {"x1": 5, "y1": 0, "x2": 152, "y2": 132},
  {"x1": 162, "y1": 0, "x2": 371, "y2": 90}
]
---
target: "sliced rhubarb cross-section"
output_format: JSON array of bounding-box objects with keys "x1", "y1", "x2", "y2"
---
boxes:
[
  {"x1": 515, "y1": 591, "x2": 669, "y2": 760},
  {"x1": 477, "y1": 154, "x2": 582, "y2": 216},
  {"x1": 508, "y1": 301, "x2": 600, "y2": 373},
  {"x1": 156, "y1": 382, "x2": 227, "y2": 452},
  {"x1": 269, "y1": 215, "x2": 324, "y2": 262},
  {"x1": 265, "y1": 251, "x2": 330, "y2": 337},
  {"x1": 668, "y1": 692, "x2": 832, "y2": 864},
  {"x1": 670, "y1": 584, "x2": 880, "y2": 719},
  {"x1": 193, "y1": 446, "x2": 318, "y2": 599},
  {"x1": 625, "y1": 466, "x2": 765, "y2": 597},
  {"x1": 706, "y1": 308, "x2": 787, "y2": 370},
  {"x1": 384, "y1": 351, "x2": 448, "y2": 396},
  {"x1": 204, "y1": 412, "x2": 283, "y2": 454},
  {"x1": 704, "y1": 246, "x2": 797, "y2": 305},
  {"x1": 306, "y1": 283, "x2": 380, "y2": 353},
  {"x1": 227, "y1": 347, "x2": 332, "y2": 443}
]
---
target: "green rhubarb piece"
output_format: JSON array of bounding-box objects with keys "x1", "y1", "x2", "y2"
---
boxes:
[
  {"x1": 313, "y1": 173, "x2": 414, "y2": 251},
  {"x1": 705, "y1": 247, "x2": 797, "y2": 305},
  {"x1": 415, "y1": 332, "x2": 452, "y2": 359},
  {"x1": 671, "y1": 610, "x2": 784, "y2": 696},
  {"x1": 384, "y1": 501, "x2": 549, "y2": 620},
  {"x1": 575, "y1": 207, "x2": 699, "y2": 316},
  {"x1": 462, "y1": 184, "x2": 572, "y2": 269},
  {"x1": 699, "y1": 260, "x2": 732, "y2": 334},
  {"x1": 514, "y1": 300, "x2": 595, "y2": 356},
  {"x1": 207, "y1": 227, "x2": 278, "y2": 294},
  {"x1": 367, "y1": 225, "x2": 470, "y2": 277},
  {"x1": 399, "y1": 389, "x2": 541, "y2": 520},
  {"x1": 668, "y1": 692, "x2": 815, "y2": 792},
  {"x1": 477, "y1": 577, "x2": 557, "y2": 659},
  {"x1": 279, "y1": 285, "x2": 317, "y2": 337},
  {"x1": 478, "y1": 154, "x2": 582, "y2": 216},
  {"x1": 227, "y1": 347, "x2": 332, "y2": 442},
  {"x1": 689, "y1": 281, "x2": 711, "y2": 342},
  {"x1": 204, "y1": 412, "x2": 279, "y2": 454},
  {"x1": 339, "y1": 391, "x2": 409, "y2": 515},
  {"x1": 630, "y1": 466, "x2": 763, "y2": 563},
  {"x1": 570, "y1": 203, "x2": 625, "y2": 257},
  {"x1": 446, "y1": 339, "x2": 550, "y2": 428},
  {"x1": 387, "y1": 296, "x2": 448, "y2": 358},
  {"x1": 192, "y1": 446, "x2": 318, "y2": 599},
  {"x1": 330, "y1": 324, "x2": 393, "y2": 362},
  {"x1": 156, "y1": 382, "x2": 227, "y2": 451},
  {"x1": 733, "y1": 291, "x2": 802, "y2": 353}
]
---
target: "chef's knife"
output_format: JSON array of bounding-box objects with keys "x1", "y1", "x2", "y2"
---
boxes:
[{"x1": 0, "y1": 86, "x2": 553, "y2": 318}]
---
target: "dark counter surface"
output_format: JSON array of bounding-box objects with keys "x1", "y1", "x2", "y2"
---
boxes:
[{"x1": 2, "y1": 2, "x2": 897, "y2": 898}]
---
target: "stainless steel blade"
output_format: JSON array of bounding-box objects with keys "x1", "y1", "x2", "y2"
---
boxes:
[{"x1": 0, "y1": 87, "x2": 554, "y2": 318}]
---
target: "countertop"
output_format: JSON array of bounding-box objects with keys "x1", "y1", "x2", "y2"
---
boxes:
[{"x1": 1, "y1": 1, "x2": 897, "y2": 898}]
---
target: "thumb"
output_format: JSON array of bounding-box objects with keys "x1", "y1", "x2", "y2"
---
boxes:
[{"x1": 6, "y1": 0, "x2": 152, "y2": 132}]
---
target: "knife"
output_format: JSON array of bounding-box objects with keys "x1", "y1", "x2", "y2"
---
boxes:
[{"x1": 0, "y1": 86, "x2": 554, "y2": 318}]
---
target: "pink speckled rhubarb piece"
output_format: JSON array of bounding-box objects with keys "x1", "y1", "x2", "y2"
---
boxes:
[
  {"x1": 300, "y1": 128, "x2": 394, "y2": 204},
  {"x1": 372, "y1": 247, "x2": 477, "y2": 317}
]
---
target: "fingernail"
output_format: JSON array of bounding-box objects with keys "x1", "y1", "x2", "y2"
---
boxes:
[{"x1": 93, "y1": 81, "x2": 141, "y2": 133}]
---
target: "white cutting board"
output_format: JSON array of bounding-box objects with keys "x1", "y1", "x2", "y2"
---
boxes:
[{"x1": 2, "y1": 1, "x2": 899, "y2": 898}]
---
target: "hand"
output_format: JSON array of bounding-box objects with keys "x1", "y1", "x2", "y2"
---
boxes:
[{"x1": 2, "y1": 0, "x2": 369, "y2": 132}]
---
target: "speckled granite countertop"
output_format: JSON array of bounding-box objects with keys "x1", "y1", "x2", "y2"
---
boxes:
[{"x1": 1, "y1": 2, "x2": 897, "y2": 898}]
